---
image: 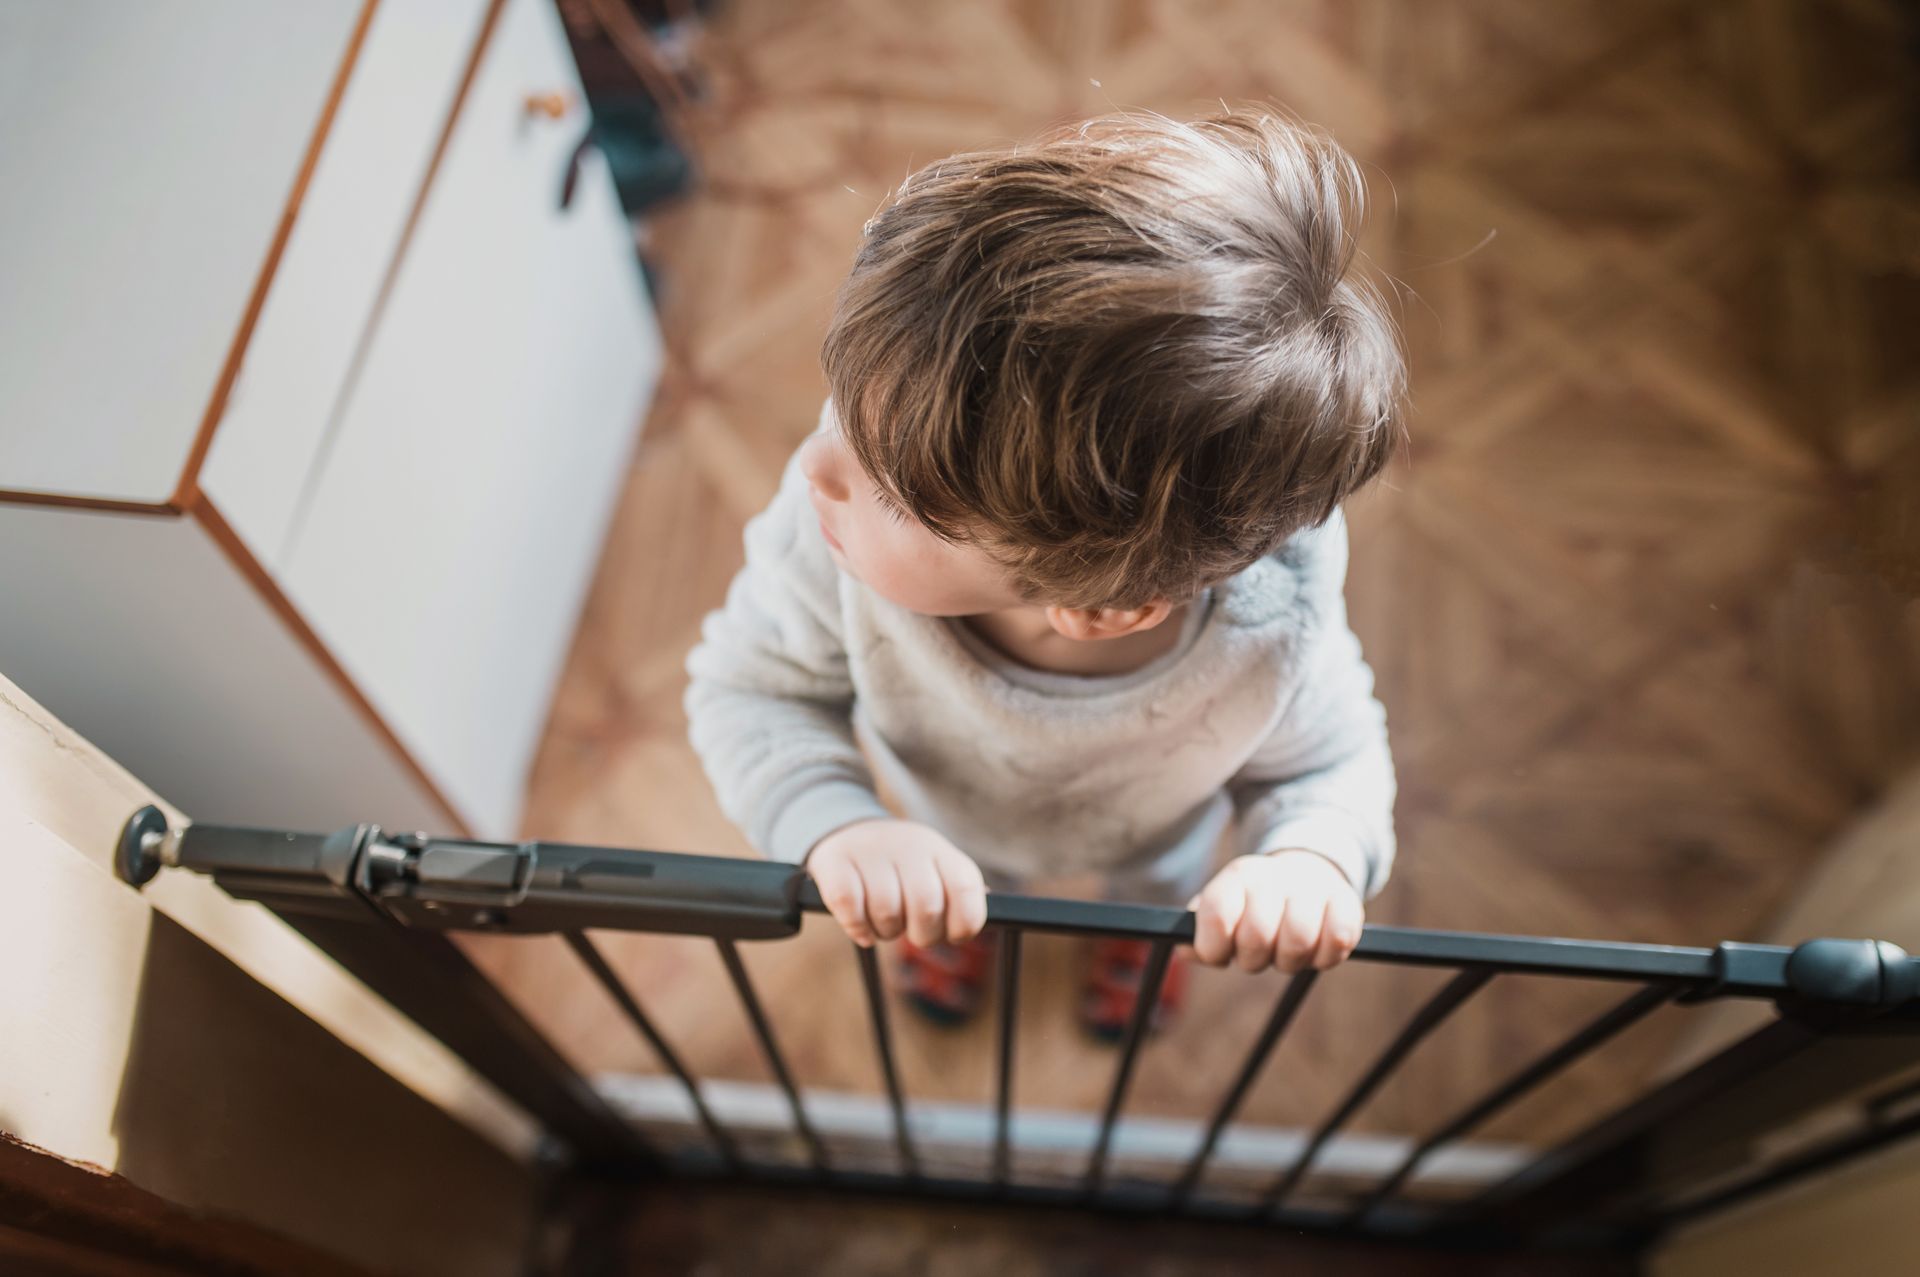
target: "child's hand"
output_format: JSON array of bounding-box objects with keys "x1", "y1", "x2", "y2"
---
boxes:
[
  {"x1": 1190, "y1": 851, "x2": 1364, "y2": 973},
  {"x1": 806, "y1": 819, "x2": 989, "y2": 948}
]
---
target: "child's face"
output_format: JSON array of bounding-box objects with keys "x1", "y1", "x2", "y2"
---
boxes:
[{"x1": 798, "y1": 425, "x2": 1027, "y2": 617}]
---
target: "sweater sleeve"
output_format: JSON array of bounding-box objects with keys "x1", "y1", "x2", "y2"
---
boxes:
[
  {"x1": 1226, "y1": 514, "x2": 1398, "y2": 899},
  {"x1": 684, "y1": 441, "x2": 891, "y2": 864}
]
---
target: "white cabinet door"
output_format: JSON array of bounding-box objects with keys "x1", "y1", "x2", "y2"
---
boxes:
[
  {"x1": 280, "y1": 0, "x2": 661, "y2": 836},
  {"x1": 202, "y1": 0, "x2": 492, "y2": 563},
  {"x1": 0, "y1": 0, "x2": 363, "y2": 503}
]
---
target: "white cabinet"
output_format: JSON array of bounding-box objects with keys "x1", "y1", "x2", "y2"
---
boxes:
[
  {"x1": 0, "y1": 0, "x2": 661, "y2": 838},
  {"x1": 0, "y1": 0, "x2": 364, "y2": 504},
  {"x1": 201, "y1": 0, "x2": 493, "y2": 559},
  {"x1": 270, "y1": 0, "x2": 659, "y2": 834}
]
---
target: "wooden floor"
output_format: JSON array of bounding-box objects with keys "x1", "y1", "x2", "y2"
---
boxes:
[{"x1": 468, "y1": 0, "x2": 1920, "y2": 1179}]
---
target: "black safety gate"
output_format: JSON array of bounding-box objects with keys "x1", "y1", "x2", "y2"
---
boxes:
[{"x1": 117, "y1": 807, "x2": 1920, "y2": 1259}]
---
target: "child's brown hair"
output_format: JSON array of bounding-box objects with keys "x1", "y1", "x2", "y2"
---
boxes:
[{"x1": 822, "y1": 109, "x2": 1405, "y2": 609}]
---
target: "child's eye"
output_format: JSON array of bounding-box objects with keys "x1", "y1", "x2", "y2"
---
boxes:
[{"x1": 874, "y1": 494, "x2": 912, "y2": 526}]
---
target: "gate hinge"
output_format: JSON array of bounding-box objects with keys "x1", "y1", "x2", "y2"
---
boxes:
[
  {"x1": 356, "y1": 828, "x2": 538, "y2": 930},
  {"x1": 117, "y1": 806, "x2": 808, "y2": 943}
]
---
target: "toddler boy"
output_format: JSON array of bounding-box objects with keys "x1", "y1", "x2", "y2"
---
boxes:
[{"x1": 686, "y1": 110, "x2": 1402, "y2": 1035}]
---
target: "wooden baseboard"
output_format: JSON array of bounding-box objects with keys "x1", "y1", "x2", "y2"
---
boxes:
[{"x1": 0, "y1": 1134, "x2": 368, "y2": 1277}]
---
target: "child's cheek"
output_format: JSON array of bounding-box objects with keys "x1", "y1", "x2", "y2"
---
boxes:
[
  {"x1": 863, "y1": 554, "x2": 953, "y2": 614},
  {"x1": 835, "y1": 508, "x2": 1006, "y2": 615},
  {"x1": 861, "y1": 534, "x2": 972, "y2": 615}
]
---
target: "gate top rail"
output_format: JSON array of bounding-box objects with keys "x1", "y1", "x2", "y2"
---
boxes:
[{"x1": 123, "y1": 814, "x2": 1920, "y2": 1013}]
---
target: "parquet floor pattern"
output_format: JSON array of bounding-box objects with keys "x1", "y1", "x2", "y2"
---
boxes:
[{"x1": 466, "y1": 0, "x2": 1920, "y2": 1179}]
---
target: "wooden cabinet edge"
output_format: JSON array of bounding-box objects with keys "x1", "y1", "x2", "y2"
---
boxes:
[
  {"x1": 166, "y1": 0, "x2": 383, "y2": 510},
  {"x1": 193, "y1": 497, "x2": 476, "y2": 836},
  {"x1": 0, "y1": 489, "x2": 182, "y2": 515}
]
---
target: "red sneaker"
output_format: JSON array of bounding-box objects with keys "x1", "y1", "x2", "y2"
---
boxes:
[
  {"x1": 898, "y1": 934, "x2": 997, "y2": 1026},
  {"x1": 1080, "y1": 939, "x2": 1188, "y2": 1043}
]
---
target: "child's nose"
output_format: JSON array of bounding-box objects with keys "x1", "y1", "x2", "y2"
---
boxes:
[{"x1": 799, "y1": 431, "x2": 850, "y2": 502}]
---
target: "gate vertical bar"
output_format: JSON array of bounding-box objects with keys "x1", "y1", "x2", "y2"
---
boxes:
[
  {"x1": 1465, "y1": 1017, "x2": 1920, "y2": 1238},
  {"x1": 1651, "y1": 1104, "x2": 1920, "y2": 1231},
  {"x1": 717, "y1": 938, "x2": 830, "y2": 1174},
  {"x1": 1170, "y1": 969, "x2": 1318, "y2": 1206},
  {"x1": 563, "y1": 930, "x2": 742, "y2": 1171},
  {"x1": 1262, "y1": 969, "x2": 1491, "y2": 1215},
  {"x1": 856, "y1": 943, "x2": 920, "y2": 1178},
  {"x1": 1085, "y1": 936, "x2": 1175, "y2": 1197},
  {"x1": 993, "y1": 927, "x2": 1023, "y2": 1188},
  {"x1": 1348, "y1": 984, "x2": 1672, "y2": 1224}
]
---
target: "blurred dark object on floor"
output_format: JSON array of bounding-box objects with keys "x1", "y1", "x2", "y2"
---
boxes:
[
  {"x1": 568, "y1": 95, "x2": 696, "y2": 219},
  {"x1": 557, "y1": 0, "x2": 711, "y2": 218}
]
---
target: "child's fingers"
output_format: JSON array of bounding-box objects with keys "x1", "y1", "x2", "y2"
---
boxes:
[
  {"x1": 864, "y1": 858, "x2": 907, "y2": 942},
  {"x1": 1277, "y1": 894, "x2": 1329, "y2": 973},
  {"x1": 814, "y1": 857, "x2": 873, "y2": 947},
  {"x1": 895, "y1": 852, "x2": 948, "y2": 948},
  {"x1": 1313, "y1": 892, "x2": 1364, "y2": 969},
  {"x1": 937, "y1": 853, "x2": 988, "y2": 942},
  {"x1": 1232, "y1": 886, "x2": 1286, "y2": 973},
  {"x1": 1192, "y1": 875, "x2": 1245, "y2": 967}
]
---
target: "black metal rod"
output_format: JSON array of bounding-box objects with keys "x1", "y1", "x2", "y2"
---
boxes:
[
  {"x1": 1260, "y1": 969, "x2": 1494, "y2": 1215},
  {"x1": 1170, "y1": 969, "x2": 1319, "y2": 1206},
  {"x1": 856, "y1": 943, "x2": 919, "y2": 1179},
  {"x1": 993, "y1": 927, "x2": 1022, "y2": 1188},
  {"x1": 171, "y1": 822, "x2": 1885, "y2": 1001},
  {"x1": 1085, "y1": 937, "x2": 1176, "y2": 1197},
  {"x1": 1348, "y1": 984, "x2": 1674, "y2": 1225},
  {"x1": 1464, "y1": 1018, "x2": 1810, "y2": 1228},
  {"x1": 797, "y1": 881, "x2": 1810, "y2": 997},
  {"x1": 716, "y1": 938, "x2": 829, "y2": 1174},
  {"x1": 563, "y1": 930, "x2": 741, "y2": 1171},
  {"x1": 1654, "y1": 1103, "x2": 1920, "y2": 1231},
  {"x1": 1867, "y1": 1073, "x2": 1920, "y2": 1123},
  {"x1": 1467, "y1": 1018, "x2": 1920, "y2": 1235}
]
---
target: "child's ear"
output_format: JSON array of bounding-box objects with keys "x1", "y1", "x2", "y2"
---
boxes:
[{"x1": 1044, "y1": 599, "x2": 1174, "y2": 641}]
